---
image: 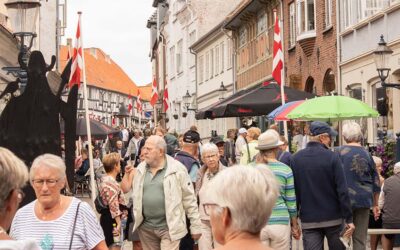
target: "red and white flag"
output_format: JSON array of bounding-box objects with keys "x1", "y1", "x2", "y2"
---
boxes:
[
  {"x1": 272, "y1": 13, "x2": 283, "y2": 86},
  {"x1": 128, "y1": 93, "x2": 133, "y2": 112},
  {"x1": 69, "y1": 14, "x2": 83, "y2": 88},
  {"x1": 112, "y1": 116, "x2": 116, "y2": 126},
  {"x1": 163, "y1": 80, "x2": 169, "y2": 112},
  {"x1": 136, "y1": 89, "x2": 142, "y2": 113},
  {"x1": 150, "y1": 77, "x2": 158, "y2": 107}
]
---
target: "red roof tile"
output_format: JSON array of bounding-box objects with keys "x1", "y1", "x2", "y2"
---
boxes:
[{"x1": 59, "y1": 45, "x2": 150, "y2": 100}]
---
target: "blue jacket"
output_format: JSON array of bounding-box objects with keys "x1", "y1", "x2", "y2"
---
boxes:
[{"x1": 290, "y1": 141, "x2": 353, "y2": 224}]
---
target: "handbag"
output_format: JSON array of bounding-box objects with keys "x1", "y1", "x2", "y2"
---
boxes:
[
  {"x1": 69, "y1": 202, "x2": 81, "y2": 250},
  {"x1": 94, "y1": 180, "x2": 108, "y2": 214}
]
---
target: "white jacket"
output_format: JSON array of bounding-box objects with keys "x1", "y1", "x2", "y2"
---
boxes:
[{"x1": 132, "y1": 155, "x2": 202, "y2": 241}]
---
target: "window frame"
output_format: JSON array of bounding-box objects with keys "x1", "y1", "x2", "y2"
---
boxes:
[
  {"x1": 297, "y1": 0, "x2": 316, "y2": 37},
  {"x1": 324, "y1": 0, "x2": 332, "y2": 28},
  {"x1": 289, "y1": 2, "x2": 296, "y2": 47},
  {"x1": 176, "y1": 39, "x2": 183, "y2": 74},
  {"x1": 239, "y1": 26, "x2": 247, "y2": 48},
  {"x1": 257, "y1": 11, "x2": 267, "y2": 36},
  {"x1": 169, "y1": 46, "x2": 176, "y2": 78}
]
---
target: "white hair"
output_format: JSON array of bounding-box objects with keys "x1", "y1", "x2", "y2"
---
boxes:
[
  {"x1": 394, "y1": 162, "x2": 400, "y2": 174},
  {"x1": 206, "y1": 165, "x2": 279, "y2": 234},
  {"x1": 149, "y1": 135, "x2": 167, "y2": 153},
  {"x1": 342, "y1": 121, "x2": 363, "y2": 143},
  {"x1": 30, "y1": 154, "x2": 66, "y2": 181},
  {"x1": 201, "y1": 143, "x2": 218, "y2": 155},
  {"x1": 0, "y1": 147, "x2": 29, "y2": 210},
  {"x1": 372, "y1": 156, "x2": 382, "y2": 167}
]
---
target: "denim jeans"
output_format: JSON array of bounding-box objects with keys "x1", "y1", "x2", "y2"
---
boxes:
[{"x1": 302, "y1": 224, "x2": 345, "y2": 250}]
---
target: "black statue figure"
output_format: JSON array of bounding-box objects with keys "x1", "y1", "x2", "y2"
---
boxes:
[{"x1": 0, "y1": 51, "x2": 77, "y2": 206}]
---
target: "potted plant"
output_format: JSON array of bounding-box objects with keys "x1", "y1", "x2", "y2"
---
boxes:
[
  {"x1": 182, "y1": 112, "x2": 187, "y2": 118},
  {"x1": 173, "y1": 114, "x2": 178, "y2": 120}
]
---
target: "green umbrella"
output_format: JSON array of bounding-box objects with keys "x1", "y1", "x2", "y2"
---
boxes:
[{"x1": 286, "y1": 95, "x2": 379, "y2": 121}]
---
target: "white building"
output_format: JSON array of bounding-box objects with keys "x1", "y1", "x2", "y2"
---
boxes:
[
  {"x1": 338, "y1": 0, "x2": 400, "y2": 143},
  {"x1": 149, "y1": 0, "x2": 241, "y2": 135},
  {"x1": 190, "y1": 21, "x2": 236, "y2": 140}
]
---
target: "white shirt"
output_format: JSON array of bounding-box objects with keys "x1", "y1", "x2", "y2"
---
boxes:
[
  {"x1": 0, "y1": 240, "x2": 40, "y2": 250},
  {"x1": 121, "y1": 129, "x2": 129, "y2": 142},
  {"x1": 10, "y1": 198, "x2": 104, "y2": 250}
]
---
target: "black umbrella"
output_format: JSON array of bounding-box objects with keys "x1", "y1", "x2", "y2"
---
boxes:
[
  {"x1": 61, "y1": 117, "x2": 119, "y2": 139},
  {"x1": 195, "y1": 88, "x2": 250, "y2": 119},
  {"x1": 210, "y1": 83, "x2": 316, "y2": 118}
]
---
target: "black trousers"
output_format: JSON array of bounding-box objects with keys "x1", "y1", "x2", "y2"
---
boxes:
[{"x1": 179, "y1": 217, "x2": 194, "y2": 250}]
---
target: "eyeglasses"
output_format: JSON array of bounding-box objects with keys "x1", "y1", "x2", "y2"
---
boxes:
[
  {"x1": 31, "y1": 179, "x2": 60, "y2": 188},
  {"x1": 203, "y1": 154, "x2": 218, "y2": 160},
  {"x1": 203, "y1": 203, "x2": 225, "y2": 216}
]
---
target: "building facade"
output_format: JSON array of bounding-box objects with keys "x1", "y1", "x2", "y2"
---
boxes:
[
  {"x1": 282, "y1": 0, "x2": 337, "y2": 95},
  {"x1": 191, "y1": 22, "x2": 236, "y2": 140},
  {"x1": 149, "y1": 0, "x2": 241, "y2": 135},
  {"x1": 339, "y1": 0, "x2": 400, "y2": 143}
]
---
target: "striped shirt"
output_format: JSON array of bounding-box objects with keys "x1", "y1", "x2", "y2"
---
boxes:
[
  {"x1": 10, "y1": 197, "x2": 104, "y2": 250},
  {"x1": 265, "y1": 162, "x2": 297, "y2": 225}
]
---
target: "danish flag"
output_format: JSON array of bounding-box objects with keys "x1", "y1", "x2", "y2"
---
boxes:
[
  {"x1": 150, "y1": 77, "x2": 158, "y2": 107},
  {"x1": 136, "y1": 89, "x2": 142, "y2": 113},
  {"x1": 163, "y1": 81, "x2": 169, "y2": 112},
  {"x1": 69, "y1": 14, "x2": 83, "y2": 88},
  {"x1": 128, "y1": 93, "x2": 133, "y2": 112},
  {"x1": 272, "y1": 13, "x2": 283, "y2": 85}
]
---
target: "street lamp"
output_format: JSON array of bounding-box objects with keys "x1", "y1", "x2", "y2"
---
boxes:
[
  {"x1": 374, "y1": 35, "x2": 400, "y2": 89},
  {"x1": 183, "y1": 90, "x2": 197, "y2": 111},
  {"x1": 218, "y1": 81, "x2": 228, "y2": 100},
  {"x1": 3, "y1": 0, "x2": 41, "y2": 92}
]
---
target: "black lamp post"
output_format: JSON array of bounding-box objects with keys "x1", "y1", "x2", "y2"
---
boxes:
[
  {"x1": 374, "y1": 35, "x2": 400, "y2": 89},
  {"x1": 183, "y1": 90, "x2": 197, "y2": 111},
  {"x1": 218, "y1": 81, "x2": 228, "y2": 100},
  {"x1": 2, "y1": 0, "x2": 41, "y2": 92}
]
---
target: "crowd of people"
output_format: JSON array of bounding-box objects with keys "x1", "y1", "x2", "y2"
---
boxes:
[{"x1": 1, "y1": 120, "x2": 400, "y2": 250}]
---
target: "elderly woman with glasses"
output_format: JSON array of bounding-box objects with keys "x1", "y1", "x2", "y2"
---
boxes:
[
  {"x1": 203, "y1": 165, "x2": 279, "y2": 250},
  {"x1": 0, "y1": 147, "x2": 40, "y2": 249},
  {"x1": 195, "y1": 143, "x2": 227, "y2": 250},
  {"x1": 10, "y1": 154, "x2": 107, "y2": 250}
]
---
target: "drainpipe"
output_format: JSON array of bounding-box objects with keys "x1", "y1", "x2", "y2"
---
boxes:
[{"x1": 336, "y1": 0, "x2": 344, "y2": 145}]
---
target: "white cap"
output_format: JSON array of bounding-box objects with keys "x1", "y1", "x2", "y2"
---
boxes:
[{"x1": 238, "y1": 128, "x2": 247, "y2": 134}]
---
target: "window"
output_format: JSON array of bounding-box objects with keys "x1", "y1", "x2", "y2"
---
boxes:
[
  {"x1": 297, "y1": 0, "x2": 315, "y2": 35},
  {"x1": 215, "y1": 45, "x2": 219, "y2": 76},
  {"x1": 170, "y1": 46, "x2": 175, "y2": 77},
  {"x1": 239, "y1": 26, "x2": 247, "y2": 47},
  {"x1": 205, "y1": 52, "x2": 209, "y2": 81},
  {"x1": 227, "y1": 40, "x2": 233, "y2": 69},
  {"x1": 289, "y1": 2, "x2": 296, "y2": 47},
  {"x1": 325, "y1": 0, "x2": 332, "y2": 28},
  {"x1": 343, "y1": 0, "x2": 389, "y2": 29},
  {"x1": 257, "y1": 12, "x2": 267, "y2": 35},
  {"x1": 199, "y1": 55, "x2": 204, "y2": 83},
  {"x1": 176, "y1": 39, "x2": 183, "y2": 73},
  {"x1": 220, "y1": 42, "x2": 225, "y2": 73},
  {"x1": 210, "y1": 49, "x2": 214, "y2": 78},
  {"x1": 189, "y1": 30, "x2": 196, "y2": 67}
]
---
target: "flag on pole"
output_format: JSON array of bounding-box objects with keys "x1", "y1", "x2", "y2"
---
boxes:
[
  {"x1": 69, "y1": 15, "x2": 83, "y2": 88},
  {"x1": 163, "y1": 80, "x2": 169, "y2": 112},
  {"x1": 150, "y1": 77, "x2": 158, "y2": 107},
  {"x1": 128, "y1": 93, "x2": 133, "y2": 112},
  {"x1": 136, "y1": 89, "x2": 142, "y2": 113},
  {"x1": 112, "y1": 116, "x2": 116, "y2": 126},
  {"x1": 272, "y1": 13, "x2": 283, "y2": 85}
]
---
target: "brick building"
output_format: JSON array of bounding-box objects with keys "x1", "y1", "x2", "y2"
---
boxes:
[{"x1": 282, "y1": 0, "x2": 336, "y2": 95}]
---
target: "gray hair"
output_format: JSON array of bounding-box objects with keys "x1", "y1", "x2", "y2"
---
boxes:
[
  {"x1": 201, "y1": 143, "x2": 218, "y2": 156},
  {"x1": 0, "y1": 147, "x2": 29, "y2": 210},
  {"x1": 206, "y1": 165, "x2": 279, "y2": 234},
  {"x1": 372, "y1": 156, "x2": 382, "y2": 167},
  {"x1": 394, "y1": 162, "x2": 400, "y2": 174},
  {"x1": 30, "y1": 154, "x2": 66, "y2": 181},
  {"x1": 342, "y1": 121, "x2": 363, "y2": 143},
  {"x1": 149, "y1": 135, "x2": 167, "y2": 153}
]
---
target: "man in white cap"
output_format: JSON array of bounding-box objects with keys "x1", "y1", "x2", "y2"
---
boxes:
[
  {"x1": 379, "y1": 162, "x2": 400, "y2": 249},
  {"x1": 235, "y1": 128, "x2": 247, "y2": 163}
]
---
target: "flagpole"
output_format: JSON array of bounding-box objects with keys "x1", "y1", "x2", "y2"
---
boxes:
[{"x1": 78, "y1": 12, "x2": 96, "y2": 201}]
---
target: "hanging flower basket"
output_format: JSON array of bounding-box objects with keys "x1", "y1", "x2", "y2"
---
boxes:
[
  {"x1": 173, "y1": 114, "x2": 178, "y2": 120},
  {"x1": 182, "y1": 112, "x2": 187, "y2": 118}
]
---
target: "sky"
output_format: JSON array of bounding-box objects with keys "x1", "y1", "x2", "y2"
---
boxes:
[{"x1": 63, "y1": 0, "x2": 154, "y2": 86}]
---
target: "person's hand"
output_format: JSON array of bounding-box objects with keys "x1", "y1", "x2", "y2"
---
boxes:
[
  {"x1": 291, "y1": 225, "x2": 301, "y2": 240},
  {"x1": 343, "y1": 223, "x2": 355, "y2": 238},
  {"x1": 373, "y1": 206, "x2": 380, "y2": 220},
  {"x1": 191, "y1": 234, "x2": 201, "y2": 241},
  {"x1": 125, "y1": 165, "x2": 135, "y2": 175},
  {"x1": 74, "y1": 156, "x2": 83, "y2": 170}
]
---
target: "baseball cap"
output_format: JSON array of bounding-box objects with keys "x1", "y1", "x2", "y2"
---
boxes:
[
  {"x1": 238, "y1": 128, "x2": 247, "y2": 134},
  {"x1": 310, "y1": 121, "x2": 338, "y2": 137},
  {"x1": 210, "y1": 136, "x2": 225, "y2": 145},
  {"x1": 183, "y1": 130, "x2": 200, "y2": 143}
]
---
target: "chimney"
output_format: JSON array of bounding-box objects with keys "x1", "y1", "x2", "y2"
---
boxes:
[{"x1": 90, "y1": 48, "x2": 97, "y2": 58}]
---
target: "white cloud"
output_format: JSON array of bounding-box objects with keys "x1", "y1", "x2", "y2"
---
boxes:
[{"x1": 64, "y1": 0, "x2": 153, "y2": 86}]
